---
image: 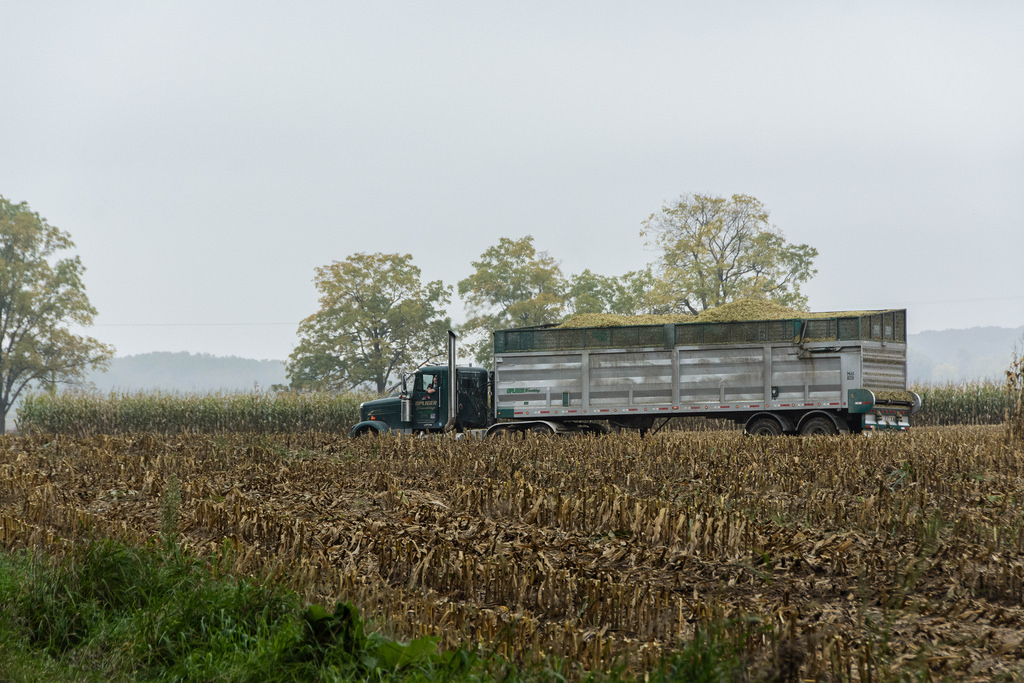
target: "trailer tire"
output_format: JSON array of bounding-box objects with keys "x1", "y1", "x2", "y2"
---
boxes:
[
  {"x1": 800, "y1": 416, "x2": 839, "y2": 436},
  {"x1": 745, "y1": 417, "x2": 784, "y2": 436},
  {"x1": 486, "y1": 424, "x2": 522, "y2": 438}
]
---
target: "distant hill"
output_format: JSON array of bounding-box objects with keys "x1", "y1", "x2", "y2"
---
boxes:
[
  {"x1": 85, "y1": 351, "x2": 288, "y2": 393},
  {"x1": 908, "y1": 325, "x2": 1024, "y2": 384}
]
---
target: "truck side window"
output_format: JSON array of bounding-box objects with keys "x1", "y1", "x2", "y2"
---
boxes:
[{"x1": 420, "y1": 373, "x2": 440, "y2": 397}]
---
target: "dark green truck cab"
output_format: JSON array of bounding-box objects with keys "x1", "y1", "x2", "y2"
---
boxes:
[{"x1": 349, "y1": 364, "x2": 491, "y2": 437}]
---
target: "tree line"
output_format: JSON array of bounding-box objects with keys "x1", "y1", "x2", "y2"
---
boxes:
[
  {"x1": 0, "y1": 192, "x2": 817, "y2": 428},
  {"x1": 0, "y1": 197, "x2": 114, "y2": 432},
  {"x1": 286, "y1": 193, "x2": 818, "y2": 393}
]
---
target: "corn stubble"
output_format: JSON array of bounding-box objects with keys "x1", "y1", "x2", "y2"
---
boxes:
[{"x1": 2, "y1": 428, "x2": 1024, "y2": 679}]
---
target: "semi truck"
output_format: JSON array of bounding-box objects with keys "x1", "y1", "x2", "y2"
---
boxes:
[{"x1": 348, "y1": 309, "x2": 921, "y2": 437}]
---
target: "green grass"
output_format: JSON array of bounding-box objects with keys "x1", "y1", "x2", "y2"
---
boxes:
[
  {"x1": 0, "y1": 541, "x2": 491, "y2": 682},
  {"x1": 0, "y1": 540, "x2": 761, "y2": 682}
]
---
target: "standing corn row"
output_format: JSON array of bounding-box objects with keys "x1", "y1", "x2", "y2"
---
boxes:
[
  {"x1": 16, "y1": 390, "x2": 370, "y2": 435},
  {"x1": 912, "y1": 380, "x2": 1008, "y2": 426}
]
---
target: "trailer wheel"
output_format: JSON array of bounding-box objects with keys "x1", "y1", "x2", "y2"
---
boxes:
[
  {"x1": 530, "y1": 423, "x2": 554, "y2": 435},
  {"x1": 486, "y1": 424, "x2": 523, "y2": 438},
  {"x1": 745, "y1": 417, "x2": 784, "y2": 436},
  {"x1": 800, "y1": 416, "x2": 839, "y2": 436}
]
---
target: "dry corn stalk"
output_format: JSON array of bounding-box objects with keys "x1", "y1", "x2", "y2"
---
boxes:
[{"x1": 2, "y1": 428, "x2": 1024, "y2": 677}]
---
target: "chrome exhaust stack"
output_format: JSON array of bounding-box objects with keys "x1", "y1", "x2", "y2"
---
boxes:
[{"x1": 445, "y1": 330, "x2": 457, "y2": 431}]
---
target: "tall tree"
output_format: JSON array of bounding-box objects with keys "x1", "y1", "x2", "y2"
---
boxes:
[
  {"x1": 287, "y1": 252, "x2": 450, "y2": 394},
  {"x1": 457, "y1": 236, "x2": 565, "y2": 365},
  {"x1": 641, "y1": 193, "x2": 818, "y2": 314},
  {"x1": 0, "y1": 197, "x2": 115, "y2": 432},
  {"x1": 567, "y1": 267, "x2": 663, "y2": 316}
]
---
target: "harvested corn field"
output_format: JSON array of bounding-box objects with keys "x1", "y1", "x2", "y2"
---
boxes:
[{"x1": 2, "y1": 428, "x2": 1024, "y2": 679}]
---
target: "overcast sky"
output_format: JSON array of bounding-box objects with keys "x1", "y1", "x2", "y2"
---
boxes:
[{"x1": 3, "y1": 1, "x2": 1022, "y2": 361}]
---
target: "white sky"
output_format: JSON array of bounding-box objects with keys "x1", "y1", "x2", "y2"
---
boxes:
[{"x1": 2, "y1": 1, "x2": 1022, "y2": 361}]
